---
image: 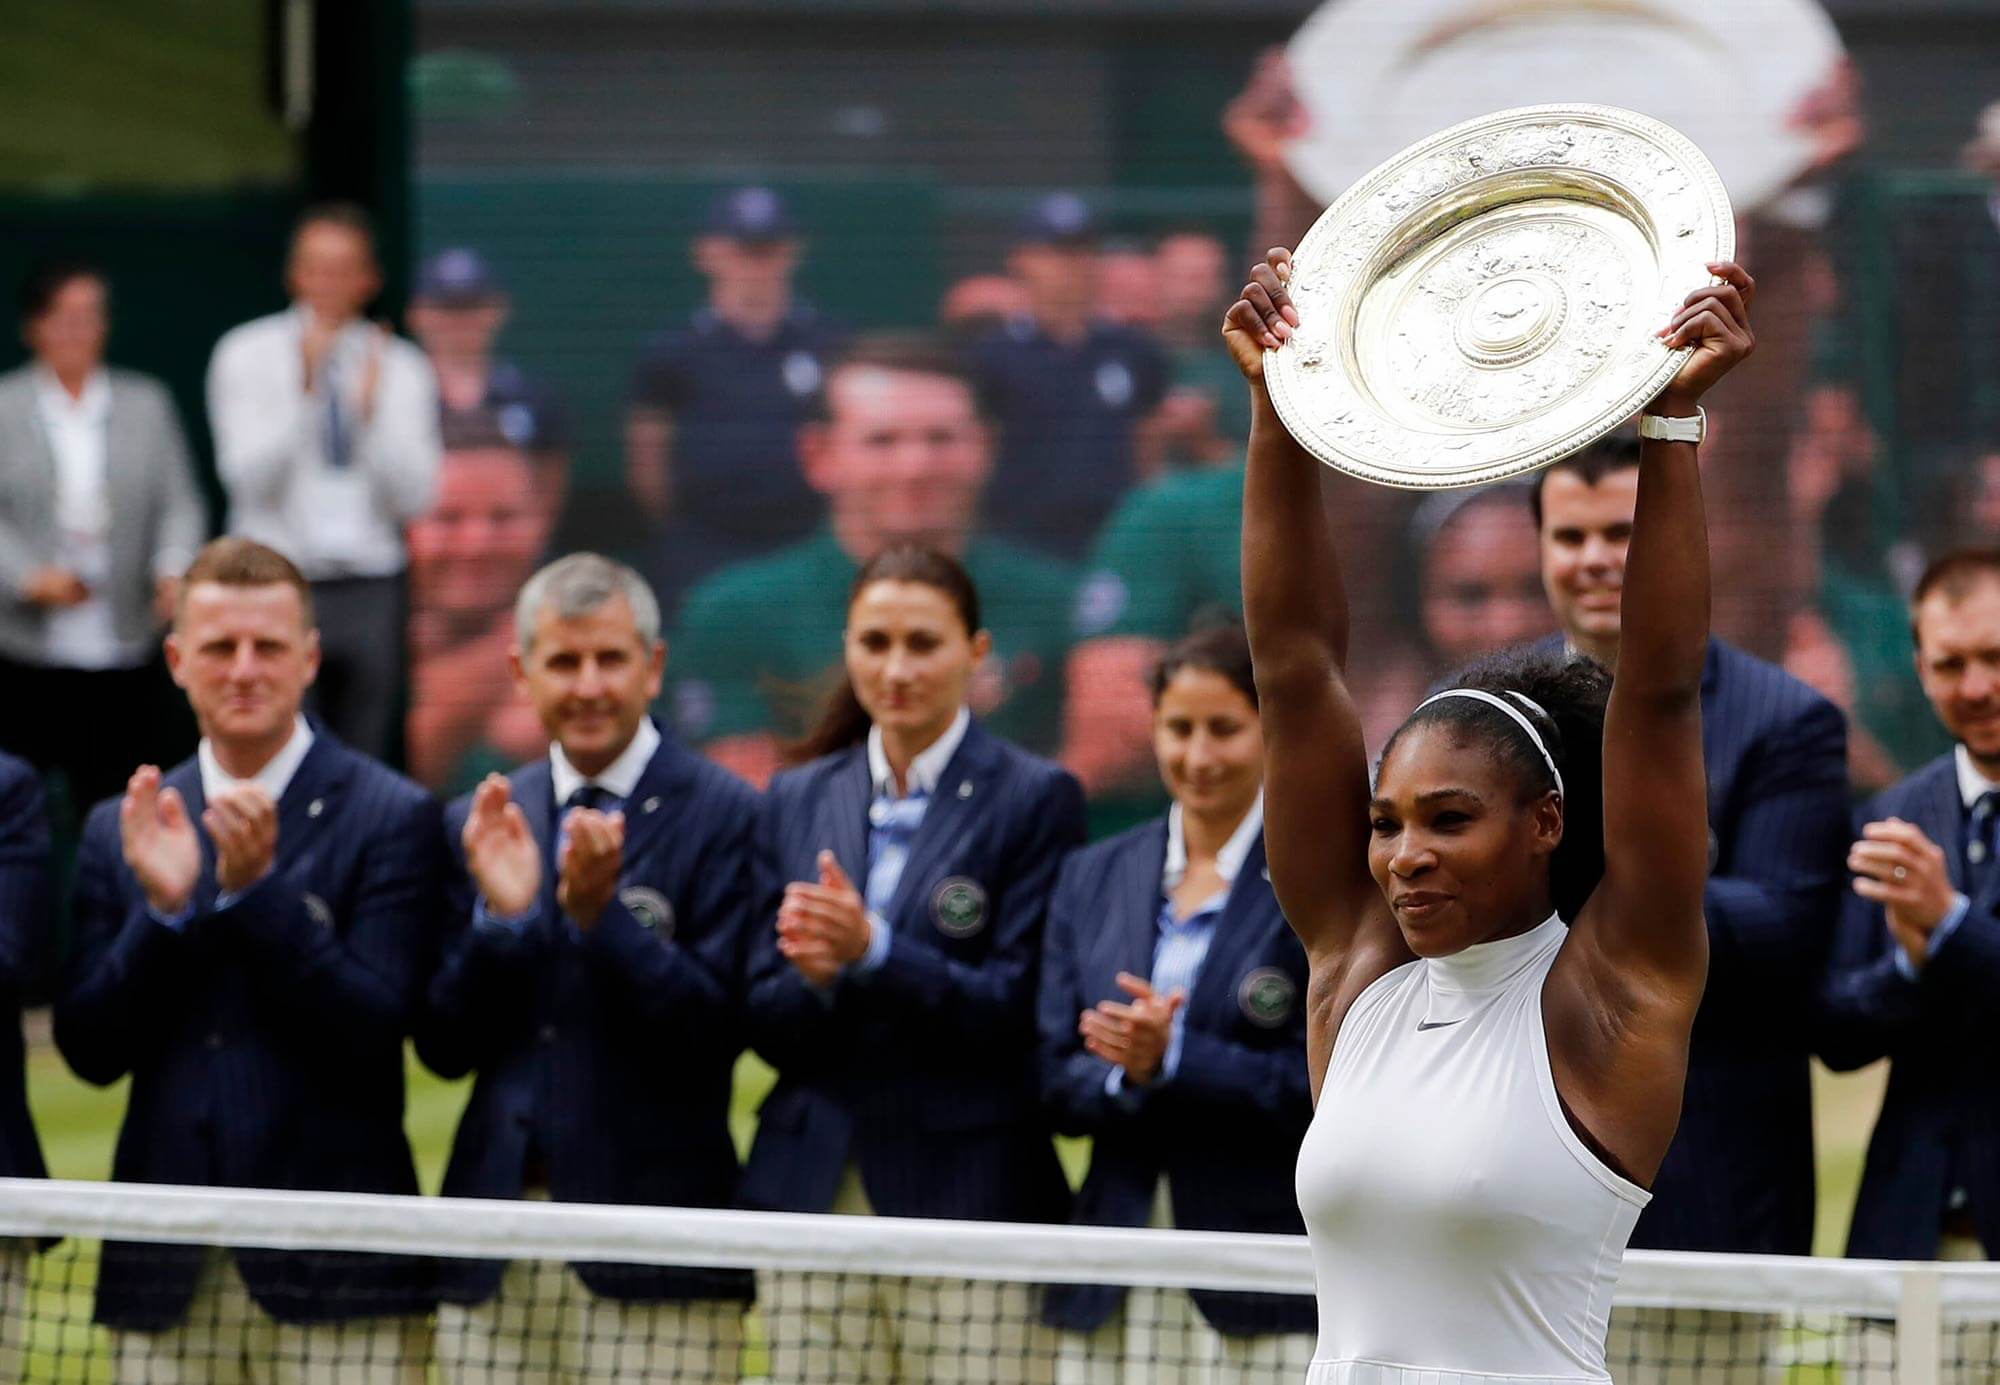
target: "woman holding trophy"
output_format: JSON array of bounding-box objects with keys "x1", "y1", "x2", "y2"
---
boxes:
[{"x1": 1225, "y1": 226, "x2": 1755, "y2": 1380}]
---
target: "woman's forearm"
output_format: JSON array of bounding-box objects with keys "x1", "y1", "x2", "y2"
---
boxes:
[
  {"x1": 1617, "y1": 430, "x2": 1711, "y2": 701},
  {"x1": 1242, "y1": 383, "x2": 1350, "y2": 675}
]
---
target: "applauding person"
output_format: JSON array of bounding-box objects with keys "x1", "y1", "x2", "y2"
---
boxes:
[
  {"x1": 419, "y1": 553, "x2": 757, "y2": 1382},
  {"x1": 741, "y1": 544, "x2": 1085, "y2": 1383},
  {"x1": 1039, "y1": 623, "x2": 1313, "y2": 1381},
  {"x1": 1824, "y1": 550, "x2": 2000, "y2": 1270},
  {"x1": 54, "y1": 538, "x2": 441, "y2": 1379}
]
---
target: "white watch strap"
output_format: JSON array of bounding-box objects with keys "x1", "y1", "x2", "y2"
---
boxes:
[{"x1": 1638, "y1": 407, "x2": 1706, "y2": 444}]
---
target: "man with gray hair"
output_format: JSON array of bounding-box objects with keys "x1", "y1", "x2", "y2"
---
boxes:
[{"x1": 416, "y1": 552, "x2": 759, "y2": 1381}]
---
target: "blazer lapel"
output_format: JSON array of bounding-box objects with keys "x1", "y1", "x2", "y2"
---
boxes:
[
  {"x1": 274, "y1": 735, "x2": 349, "y2": 864},
  {"x1": 7, "y1": 377, "x2": 56, "y2": 547},
  {"x1": 103, "y1": 379, "x2": 148, "y2": 557},
  {"x1": 884, "y1": 722, "x2": 992, "y2": 926},
  {"x1": 511, "y1": 760, "x2": 560, "y2": 912},
  {"x1": 1114, "y1": 821, "x2": 1169, "y2": 983},
  {"x1": 1920, "y1": 759, "x2": 1969, "y2": 893},
  {"x1": 1187, "y1": 833, "x2": 1274, "y2": 1024},
  {"x1": 818, "y1": 748, "x2": 872, "y2": 892},
  {"x1": 617, "y1": 728, "x2": 689, "y2": 864}
]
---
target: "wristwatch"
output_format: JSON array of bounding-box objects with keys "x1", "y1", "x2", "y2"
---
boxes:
[{"x1": 1637, "y1": 407, "x2": 1706, "y2": 445}]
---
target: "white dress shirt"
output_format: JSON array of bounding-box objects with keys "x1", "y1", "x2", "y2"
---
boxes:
[
  {"x1": 197, "y1": 715, "x2": 316, "y2": 805},
  {"x1": 550, "y1": 717, "x2": 661, "y2": 808},
  {"x1": 34, "y1": 367, "x2": 141, "y2": 669},
  {"x1": 206, "y1": 307, "x2": 440, "y2": 580}
]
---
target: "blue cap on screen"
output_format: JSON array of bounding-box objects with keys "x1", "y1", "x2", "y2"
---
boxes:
[
  {"x1": 706, "y1": 185, "x2": 797, "y2": 241},
  {"x1": 1017, "y1": 192, "x2": 1098, "y2": 245},
  {"x1": 415, "y1": 247, "x2": 501, "y2": 304}
]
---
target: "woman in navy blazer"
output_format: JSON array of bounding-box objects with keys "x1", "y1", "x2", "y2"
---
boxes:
[
  {"x1": 1039, "y1": 623, "x2": 1314, "y2": 1381},
  {"x1": 741, "y1": 542, "x2": 1085, "y2": 1383}
]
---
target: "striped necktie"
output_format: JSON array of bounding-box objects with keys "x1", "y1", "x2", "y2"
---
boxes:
[{"x1": 1969, "y1": 791, "x2": 1999, "y2": 897}]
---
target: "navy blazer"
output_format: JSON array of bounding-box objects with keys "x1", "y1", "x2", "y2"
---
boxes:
[
  {"x1": 0, "y1": 753, "x2": 51, "y2": 1186},
  {"x1": 418, "y1": 728, "x2": 757, "y2": 1305},
  {"x1": 740, "y1": 719, "x2": 1083, "y2": 1224},
  {"x1": 1527, "y1": 636, "x2": 1848, "y2": 1253},
  {"x1": 1821, "y1": 753, "x2": 2000, "y2": 1259},
  {"x1": 53, "y1": 731, "x2": 444, "y2": 1329},
  {"x1": 1038, "y1": 819, "x2": 1313, "y2": 1337}
]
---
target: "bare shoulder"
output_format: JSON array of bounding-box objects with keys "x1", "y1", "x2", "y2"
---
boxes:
[
  {"x1": 1302, "y1": 908, "x2": 1413, "y2": 1095},
  {"x1": 1540, "y1": 896, "x2": 1704, "y2": 1186}
]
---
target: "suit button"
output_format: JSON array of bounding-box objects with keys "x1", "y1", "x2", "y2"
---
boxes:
[
  {"x1": 539, "y1": 1025, "x2": 557, "y2": 1043},
  {"x1": 204, "y1": 1033, "x2": 224, "y2": 1051}
]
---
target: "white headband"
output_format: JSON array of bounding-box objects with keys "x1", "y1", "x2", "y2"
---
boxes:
[{"x1": 1414, "y1": 688, "x2": 1564, "y2": 800}]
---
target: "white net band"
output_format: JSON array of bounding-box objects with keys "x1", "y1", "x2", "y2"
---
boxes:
[{"x1": 1, "y1": 1178, "x2": 1998, "y2": 1316}]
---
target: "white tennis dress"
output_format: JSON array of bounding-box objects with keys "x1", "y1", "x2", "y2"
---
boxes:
[{"x1": 1295, "y1": 913, "x2": 1649, "y2": 1385}]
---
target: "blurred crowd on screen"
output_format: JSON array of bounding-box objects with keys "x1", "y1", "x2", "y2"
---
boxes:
[{"x1": 4, "y1": 54, "x2": 2000, "y2": 849}]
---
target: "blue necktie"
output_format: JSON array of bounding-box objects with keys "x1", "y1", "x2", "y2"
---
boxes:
[
  {"x1": 1969, "y1": 791, "x2": 1999, "y2": 898},
  {"x1": 566, "y1": 784, "x2": 616, "y2": 815},
  {"x1": 322, "y1": 347, "x2": 351, "y2": 470},
  {"x1": 866, "y1": 792, "x2": 928, "y2": 916}
]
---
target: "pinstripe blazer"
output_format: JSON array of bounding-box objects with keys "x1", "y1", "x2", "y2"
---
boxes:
[
  {"x1": 1528, "y1": 635, "x2": 1849, "y2": 1254},
  {"x1": 1822, "y1": 753, "x2": 2000, "y2": 1259},
  {"x1": 740, "y1": 718, "x2": 1084, "y2": 1224},
  {"x1": 54, "y1": 729, "x2": 444, "y2": 1329},
  {"x1": 0, "y1": 365, "x2": 206, "y2": 663},
  {"x1": 0, "y1": 753, "x2": 51, "y2": 1185},
  {"x1": 419, "y1": 726, "x2": 758, "y2": 1305},
  {"x1": 1038, "y1": 818, "x2": 1314, "y2": 1336}
]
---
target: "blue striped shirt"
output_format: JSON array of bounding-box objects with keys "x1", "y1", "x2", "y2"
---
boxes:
[{"x1": 1105, "y1": 793, "x2": 1264, "y2": 1103}]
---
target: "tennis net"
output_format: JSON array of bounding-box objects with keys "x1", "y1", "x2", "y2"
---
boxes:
[{"x1": 0, "y1": 1177, "x2": 1994, "y2": 1382}]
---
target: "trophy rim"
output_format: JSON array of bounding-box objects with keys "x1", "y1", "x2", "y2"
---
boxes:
[{"x1": 1263, "y1": 102, "x2": 1735, "y2": 491}]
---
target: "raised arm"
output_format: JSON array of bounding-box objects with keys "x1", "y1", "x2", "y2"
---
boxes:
[
  {"x1": 1226, "y1": 250, "x2": 1386, "y2": 963},
  {"x1": 1580, "y1": 263, "x2": 1758, "y2": 996}
]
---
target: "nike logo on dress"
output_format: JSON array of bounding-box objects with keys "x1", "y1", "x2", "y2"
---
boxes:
[{"x1": 1415, "y1": 1019, "x2": 1465, "y2": 1031}]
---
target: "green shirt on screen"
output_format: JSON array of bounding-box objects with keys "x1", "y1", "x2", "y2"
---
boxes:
[
  {"x1": 668, "y1": 526, "x2": 1075, "y2": 755},
  {"x1": 1168, "y1": 345, "x2": 1254, "y2": 454},
  {"x1": 1071, "y1": 461, "x2": 1243, "y2": 836},
  {"x1": 1073, "y1": 460, "x2": 1243, "y2": 644}
]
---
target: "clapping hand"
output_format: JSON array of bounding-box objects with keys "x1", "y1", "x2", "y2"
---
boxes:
[
  {"x1": 1080, "y1": 972, "x2": 1185, "y2": 1087},
  {"x1": 557, "y1": 807, "x2": 624, "y2": 931},
  {"x1": 120, "y1": 766, "x2": 201, "y2": 916},
  {"x1": 204, "y1": 784, "x2": 278, "y2": 897},
  {"x1": 1849, "y1": 817, "x2": 1958, "y2": 974},
  {"x1": 778, "y1": 851, "x2": 871, "y2": 988},
  {"x1": 462, "y1": 774, "x2": 540, "y2": 918}
]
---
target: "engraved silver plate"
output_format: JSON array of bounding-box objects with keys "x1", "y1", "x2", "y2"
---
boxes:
[{"x1": 1263, "y1": 104, "x2": 1732, "y2": 490}]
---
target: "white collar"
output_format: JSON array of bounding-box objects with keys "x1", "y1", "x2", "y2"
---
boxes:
[
  {"x1": 198, "y1": 716, "x2": 315, "y2": 804},
  {"x1": 551, "y1": 717, "x2": 660, "y2": 808},
  {"x1": 1955, "y1": 743, "x2": 2000, "y2": 811},
  {"x1": 1163, "y1": 790, "x2": 1265, "y2": 891},
  {"x1": 32, "y1": 365, "x2": 109, "y2": 420},
  {"x1": 867, "y1": 706, "x2": 970, "y2": 800}
]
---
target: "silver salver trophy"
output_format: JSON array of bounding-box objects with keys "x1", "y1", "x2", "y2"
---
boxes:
[{"x1": 1263, "y1": 104, "x2": 1734, "y2": 489}]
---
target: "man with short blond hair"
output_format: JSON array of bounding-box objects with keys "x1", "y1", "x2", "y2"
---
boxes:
[
  {"x1": 420, "y1": 552, "x2": 757, "y2": 1382},
  {"x1": 54, "y1": 536, "x2": 441, "y2": 1382}
]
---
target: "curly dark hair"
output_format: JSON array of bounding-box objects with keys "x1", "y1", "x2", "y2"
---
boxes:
[{"x1": 1380, "y1": 648, "x2": 1611, "y2": 923}]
